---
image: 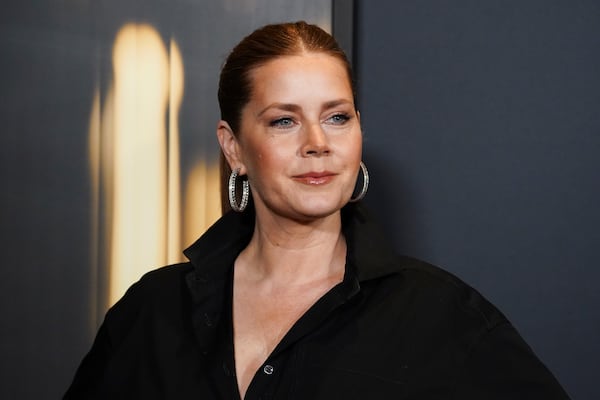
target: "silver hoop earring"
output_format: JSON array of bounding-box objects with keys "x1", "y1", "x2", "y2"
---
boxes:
[
  {"x1": 349, "y1": 161, "x2": 369, "y2": 203},
  {"x1": 228, "y1": 168, "x2": 249, "y2": 212}
]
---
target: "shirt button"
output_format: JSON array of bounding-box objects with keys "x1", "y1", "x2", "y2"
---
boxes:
[{"x1": 263, "y1": 364, "x2": 274, "y2": 375}]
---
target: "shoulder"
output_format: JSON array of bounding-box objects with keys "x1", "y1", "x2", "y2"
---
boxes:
[
  {"x1": 363, "y1": 255, "x2": 509, "y2": 335},
  {"x1": 129, "y1": 262, "x2": 193, "y2": 293},
  {"x1": 64, "y1": 262, "x2": 199, "y2": 398},
  {"x1": 112, "y1": 262, "x2": 193, "y2": 304},
  {"x1": 345, "y1": 203, "x2": 507, "y2": 333},
  {"x1": 103, "y1": 263, "x2": 194, "y2": 335},
  {"x1": 370, "y1": 259, "x2": 569, "y2": 398}
]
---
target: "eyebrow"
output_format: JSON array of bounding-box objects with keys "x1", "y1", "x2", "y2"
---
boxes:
[{"x1": 256, "y1": 99, "x2": 354, "y2": 117}]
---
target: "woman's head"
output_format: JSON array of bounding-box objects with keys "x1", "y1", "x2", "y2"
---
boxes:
[
  {"x1": 218, "y1": 21, "x2": 355, "y2": 134},
  {"x1": 217, "y1": 22, "x2": 361, "y2": 217}
]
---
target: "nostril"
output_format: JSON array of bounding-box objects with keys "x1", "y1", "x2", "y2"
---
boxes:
[{"x1": 304, "y1": 148, "x2": 330, "y2": 157}]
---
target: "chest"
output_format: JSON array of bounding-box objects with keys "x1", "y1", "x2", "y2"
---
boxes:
[
  {"x1": 232, "y1": 283, "x2": 336, "y2": 397},
  {"x1": 112, "y1": 272, "x2": 473, "y2": 400},
  {"x1": 222, "y1": 287, "x2": 463, "y2": 400}
]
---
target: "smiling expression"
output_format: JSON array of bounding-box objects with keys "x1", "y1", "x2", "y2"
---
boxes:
[{"x1": 221, "y1": 52, "x2": 362, "y2": 222}]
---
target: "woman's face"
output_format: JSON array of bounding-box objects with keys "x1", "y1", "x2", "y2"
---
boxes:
[{"x1": 221, "y1": 52, "x2": 362, "y2": 222}]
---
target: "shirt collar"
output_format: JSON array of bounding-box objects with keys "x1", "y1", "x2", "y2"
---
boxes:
[{"x1": 183, "y1": 203, "x2": 402, "y2": 284}]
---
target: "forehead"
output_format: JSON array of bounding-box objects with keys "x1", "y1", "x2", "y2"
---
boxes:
[{"x1": 247, "y1": 53, "x2": 353, "y2": 99}]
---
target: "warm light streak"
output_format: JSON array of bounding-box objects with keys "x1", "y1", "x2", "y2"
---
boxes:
[
  {"x1": 87, "y1": 23, "x2": 227, "y2": 310},
  {"x1": 167, "y1": 39, "x2": 184, "y2": 263},
  {"x1": 184, "y1": 162, "x2": 221, "y2": 248},
  {"x1": 110, "y1": 23, "x2": 171, "y2": 305},
  {"x1": 88, "y1": 88, "x2": 101, "y2": 331}
]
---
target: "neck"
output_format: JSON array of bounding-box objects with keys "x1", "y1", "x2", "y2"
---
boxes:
[{"x1": 236, "y1": 210, "x2": 346, "y2": 286}]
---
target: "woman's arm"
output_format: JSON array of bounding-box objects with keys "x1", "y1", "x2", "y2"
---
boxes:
[{"x1": 454, "y1": 322, "x2": 570, "y2": 399}]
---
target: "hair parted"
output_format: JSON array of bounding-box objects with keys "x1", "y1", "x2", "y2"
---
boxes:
[{"x1": 218, "y1": 21, "x2": 355, "y2": 214}]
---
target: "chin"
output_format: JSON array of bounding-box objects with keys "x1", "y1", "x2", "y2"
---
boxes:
[
  {"x1": 291, "y1": 198, "x2": 345, "y2": 220},
  {"x1": 258, "y1": 193, "x2": 349, "y2": 222}
]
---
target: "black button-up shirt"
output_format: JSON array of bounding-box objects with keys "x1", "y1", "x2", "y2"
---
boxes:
[{"x1": 65, "y1": 205, "x2": 570, "y2": 399}]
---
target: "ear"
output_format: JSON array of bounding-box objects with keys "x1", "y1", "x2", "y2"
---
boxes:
[{"x1": 216, "y1": 120, "x2": 246, "y2": 175}]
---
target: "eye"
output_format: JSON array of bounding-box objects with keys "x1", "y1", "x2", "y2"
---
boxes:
[
  {"x1": 326, "y1": 113, "x2": 351, "y2": 125},
  {"x1": 269, "y1": 117, "x2": 295, "y2": 128}
]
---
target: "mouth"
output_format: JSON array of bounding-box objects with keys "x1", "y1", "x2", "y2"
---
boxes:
[{"x1": 292, "y1": 171, "x2": 336, "y2": 185}]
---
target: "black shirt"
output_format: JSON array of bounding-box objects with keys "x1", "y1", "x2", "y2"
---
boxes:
[{"x1": 65, "y1": 204, "x2": 570, "y2": 399}]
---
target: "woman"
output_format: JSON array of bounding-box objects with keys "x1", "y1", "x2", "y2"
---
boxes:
[{"x1": 65, "y1": 21, "x2": 569, "y2": 399}]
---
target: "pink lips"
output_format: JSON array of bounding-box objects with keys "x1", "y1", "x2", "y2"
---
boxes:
[{"x1": 293, "y1": 171, "x2": 336, "y2": 185}]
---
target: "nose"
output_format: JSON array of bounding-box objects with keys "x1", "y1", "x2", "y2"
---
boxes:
[{"x1": 301, "y1": 124, "x2": 330, "y2": 157}]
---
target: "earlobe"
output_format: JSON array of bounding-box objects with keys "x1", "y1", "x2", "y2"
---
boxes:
[{"x1": 216, "y1": 120, "x2": 246, "y2": 174}]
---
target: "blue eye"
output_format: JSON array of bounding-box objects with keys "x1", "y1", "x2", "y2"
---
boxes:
[
  {"x1": 270, "y1": 117, "x2": 295, "y2": 128},
  {"x1": 327, "y1": 113, "x2": 351, "y2": 125}
]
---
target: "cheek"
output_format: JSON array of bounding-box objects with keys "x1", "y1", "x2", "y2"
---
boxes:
[
  {"x1": 353, "y1": 139, "x2": 363, "y2": 159},
  {"x1": 337, "y1": 135, "x2": 363, "y2": 162},
  {"x1": 247, "y1": 150, "x2": 285, "y2": 181}
]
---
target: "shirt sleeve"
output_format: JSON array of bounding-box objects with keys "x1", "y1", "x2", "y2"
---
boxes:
[
  {"x1": 63, "y1": 320, "x2": 112, "y2": 399},
  {"x1": 453, "y1": 322, "x2": 571, "y2": 399},
  {"x1": 62, "y1": 279, "x2": 145, "y2": 399}
]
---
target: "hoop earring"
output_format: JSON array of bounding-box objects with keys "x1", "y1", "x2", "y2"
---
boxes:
[
  {"x1": 228, "y1": 168, "x2": 249, "y2": 212},
  {"x1": 349, "y1": 161, "x2": 369, "y2": 203}
]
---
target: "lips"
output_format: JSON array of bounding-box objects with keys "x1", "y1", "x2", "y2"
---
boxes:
[{"x1": 292, "y1": 171, "x2": 336, "y2": 185}]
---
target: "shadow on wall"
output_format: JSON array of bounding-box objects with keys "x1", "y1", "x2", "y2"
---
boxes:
[{"x1": 88, "y1": 23, "x2": 221, "y2": 308}]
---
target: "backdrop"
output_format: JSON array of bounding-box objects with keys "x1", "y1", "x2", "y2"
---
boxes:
[
  {"x1": 356, "y1": 1, "x2": 599, "y2": 399},
  {"x1": 2, "y1": 1, "x2": 597, "y2": 399},
  {"x1": 0, "y1": 1, "x2": 331, "y2": 398}
]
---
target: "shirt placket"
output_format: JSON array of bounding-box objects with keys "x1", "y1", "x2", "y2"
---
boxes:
[{"x1": 242, "y1": 271, "x2": 361, "y2": 399}]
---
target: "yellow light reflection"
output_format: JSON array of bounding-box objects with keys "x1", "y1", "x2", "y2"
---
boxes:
[
  {"x1": 89, "y1": 23, "x2": 222, "y2": 309},
  {"x1": 167, "y1": 38, "x2": 184, "y2": 262},
  {"x1": 111, "y1": 23, "x2": 171, "y2": 305},
  {"x1": 184, "y1": 162, "x2": 221, "y2": 248},
  {"x1": 88, "y1": 88, "x2": 101, "y2": 331}
]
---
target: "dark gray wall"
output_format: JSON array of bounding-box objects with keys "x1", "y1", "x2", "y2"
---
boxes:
[
  {"x1": 1, "y1": 2, "x2": 96, "y2": 398},
  {"x1": 356, "y1": 1, "x2": 599, "y2": 399}
]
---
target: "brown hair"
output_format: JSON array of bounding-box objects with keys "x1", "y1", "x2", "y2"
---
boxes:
[{"x1": 218, "y1": 21, "x2": 355, "y2": 214}]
